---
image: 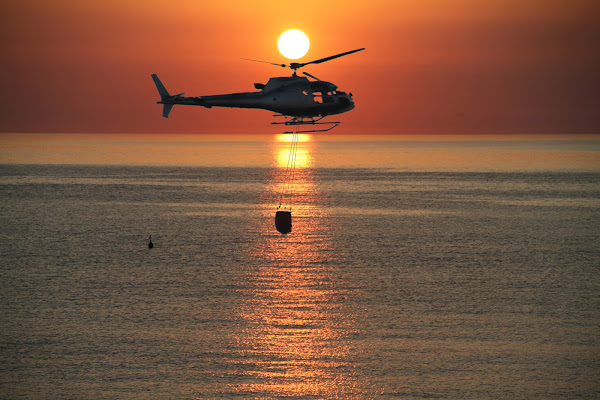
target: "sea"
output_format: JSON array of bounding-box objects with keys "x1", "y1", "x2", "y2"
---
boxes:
[{"x1": 0, "y1": 133, "x2": 599, "y2": 399}]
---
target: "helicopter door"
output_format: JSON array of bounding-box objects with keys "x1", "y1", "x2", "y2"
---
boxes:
[
  {"x1": 310, "y1": 89, "x2": 324, "y2": 104},
  {"x1": 308, "y1": 82, "x2": 335, "y2": 104},
  {"x1": 302, "y1": 87, "x2": 314, "y2": 104}
]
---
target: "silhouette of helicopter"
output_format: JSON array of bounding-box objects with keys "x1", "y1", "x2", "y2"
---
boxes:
[{"x1": 151, "y1": 48, "x2": 364, "y2": 133}]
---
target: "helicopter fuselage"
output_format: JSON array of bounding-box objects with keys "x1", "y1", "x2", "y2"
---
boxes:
[{"x1": 154, "y1": 74, "x2": 354, "y2": 119}]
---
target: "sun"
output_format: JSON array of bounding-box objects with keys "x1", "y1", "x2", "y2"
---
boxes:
[{"x1": 278, "y1": 29, "x2": 310, "y2": 60}]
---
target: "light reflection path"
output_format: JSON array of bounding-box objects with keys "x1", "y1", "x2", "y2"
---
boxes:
[{"x1": 231, "y1": 134, "x2": 367, "y2": 398}]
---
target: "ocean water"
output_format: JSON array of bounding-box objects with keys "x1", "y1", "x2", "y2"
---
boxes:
[{"x1": 0, "y1": 134, "x2": 599, "y2": 399}]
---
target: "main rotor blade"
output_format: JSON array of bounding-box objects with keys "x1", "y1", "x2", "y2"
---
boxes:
[
  {"x1": 302, "y1": 72, "x2": 322, "y2": 81},
  {"x1": 298, "y1": 48, "x2": 365, "y2": 68},
  {"x1": 241, "y1": 58, "x2": 287, "y2": 68}
]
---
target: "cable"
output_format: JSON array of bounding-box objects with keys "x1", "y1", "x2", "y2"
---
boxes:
[{"x1": 278, "y1": 126, "x2": 299, "y2": 210}]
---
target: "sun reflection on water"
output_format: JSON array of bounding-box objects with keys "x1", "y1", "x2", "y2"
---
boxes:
[
  {"x1": 230, "y1": 134, "x2": 365, "y2": 398},
  {"x1": 274, "y1": 134, "x2": 313, "y2": 170}
]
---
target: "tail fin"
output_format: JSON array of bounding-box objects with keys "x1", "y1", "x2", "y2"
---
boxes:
[
  {"x1": 152, "y1": 74, "x2": 175, "y2": 118},
  {"x1": 152, "y1": 74, "x2": 170, "y2": 100},
  {"x1": 161, "y1": 104, "x2": 174, "y2": 118}
]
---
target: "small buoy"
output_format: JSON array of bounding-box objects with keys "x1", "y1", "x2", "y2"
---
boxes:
[
  {"x1": 148, "y1": 235, "x2": 153, "y2": 249},
  {"x1": 275, "y1": 210, "x2": 292, "y2": 234}
]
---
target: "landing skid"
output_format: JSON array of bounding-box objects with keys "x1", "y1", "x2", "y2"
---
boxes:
[{"x1": 272, "y1": 115, "x2": 340, "y2": 133}]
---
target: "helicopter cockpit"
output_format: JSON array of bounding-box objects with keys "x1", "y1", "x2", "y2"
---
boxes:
[{"x1": 306, "y1": 81, "x2": 346, "y2": 104}]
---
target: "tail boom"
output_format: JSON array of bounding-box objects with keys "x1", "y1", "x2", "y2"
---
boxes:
[{"x1": 151, "y1": 73, "x2": 274, "y2": 118}]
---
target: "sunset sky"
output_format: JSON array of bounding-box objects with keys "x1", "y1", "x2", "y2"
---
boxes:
[{"x1": 1, "y1": 0, "x2": 598, "y2": 134}]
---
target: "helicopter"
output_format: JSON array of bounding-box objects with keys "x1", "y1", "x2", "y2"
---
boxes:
[{"x1": 151, "y1": 48, "x2": 364, "y2": 133}]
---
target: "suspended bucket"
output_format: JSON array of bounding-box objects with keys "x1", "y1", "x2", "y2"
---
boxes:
[{"x1": 275, "y1": 210, "x2": 292, "y2": 234}]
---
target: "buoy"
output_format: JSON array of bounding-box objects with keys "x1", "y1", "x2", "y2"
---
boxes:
[
  {"x1": 275, "y1": 210, "x2": 292, "y2": 234},
  {"x1": 148, "y1": 235, "x2": 153, "y2": 249}
]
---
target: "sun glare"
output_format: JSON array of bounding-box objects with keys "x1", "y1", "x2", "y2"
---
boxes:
[{"x1": 278, "y1": 29, "x2": 309, "y2": 59}]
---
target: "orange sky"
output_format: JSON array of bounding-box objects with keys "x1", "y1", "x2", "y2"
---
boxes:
[{"x1": 1, "y1": 0, "x2": 598, "y2": 134}]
